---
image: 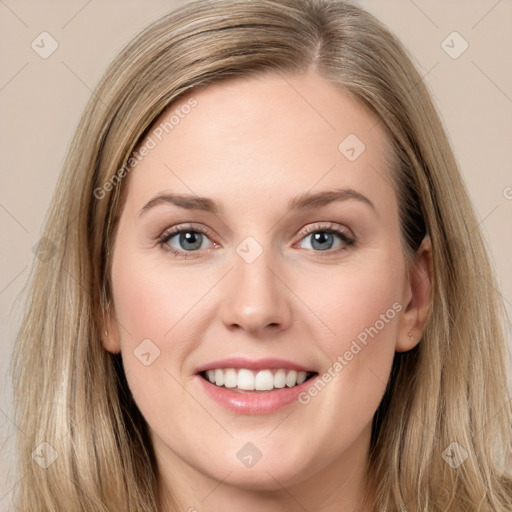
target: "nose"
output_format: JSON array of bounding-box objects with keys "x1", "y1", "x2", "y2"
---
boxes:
[{"x1": 219, "y1": 245, "x2": 292, "y2": 336}]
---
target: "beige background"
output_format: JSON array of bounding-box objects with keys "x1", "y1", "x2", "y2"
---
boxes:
[{"x1": 1, "y1": 0, "x2": 511, "y2": 507}]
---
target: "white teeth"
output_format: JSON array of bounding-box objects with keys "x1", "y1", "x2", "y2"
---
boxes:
[
  {"x1": 285, "y1": 370, "x2": 297, "y2": 387},
  {"x1": 254, "y1": 370, "x2": 274, "y2": 391},
  {"x1": 238, "y1": 369, "x2": 255, "y2": 390},
  {"x1": 273, "y1": 369, "x2": 286, "y2": 388},
  {"x1": 224, "y1": 368, "x2": 237, "y2": 388},
  {"x1": 296, "y1": 371, "x2": 307, "y2": 385},
  {"x1": 203, "y1": 368, "x2": 312, "y2": 390},
  {"x1": 214, "y1": 368, "x2": 224, "y2": 386}
]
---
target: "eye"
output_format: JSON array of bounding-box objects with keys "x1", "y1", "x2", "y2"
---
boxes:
[
  {"x1": 158, "y1": 222, "x2": 356, "y2": 258},
  {"x1": 297, "y1": 222, "x2": 356, "y2": 253},
  {"x1": 159, "y1": 224, "x2": 216, "y2": 258}
]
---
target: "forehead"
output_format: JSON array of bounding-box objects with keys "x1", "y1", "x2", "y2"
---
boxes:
[{"x1": 121, "y1": 70, "x2": 396, "y2": 219}]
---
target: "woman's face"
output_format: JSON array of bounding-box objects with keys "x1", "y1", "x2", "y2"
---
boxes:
[{"x1": 106, "y1": 71, "x2": 429, "y2": 498}]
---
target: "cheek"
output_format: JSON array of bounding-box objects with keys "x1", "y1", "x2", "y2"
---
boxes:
[
  {"x1": 110, "y1": 248, "x2": 208, "y2": 344},
  {"x1": 305, "y1": 252, "x2": 404, "y2": 356},
  {"x1": 297, "y1": 252, "x2": 404, "y2": 440},
  {"x1": 109, "y1": 246, "x2": 223, "y2": 400},
  {"x1": 109, "y1": 250, "x2": 202, "y2": 430}
]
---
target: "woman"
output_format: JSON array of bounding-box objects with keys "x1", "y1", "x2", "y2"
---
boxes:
[{"x1": 11, "y1": 0, "x2": 512, "y2": 510}]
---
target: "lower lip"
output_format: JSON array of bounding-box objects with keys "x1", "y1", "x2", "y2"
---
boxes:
[{"x1": 195, "y1": 374, "x2": 318, "y2": 415}]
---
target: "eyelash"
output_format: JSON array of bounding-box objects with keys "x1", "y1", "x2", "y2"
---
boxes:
[{"x1": 158, "y1": 222, "x2": 356, "y2": 259}]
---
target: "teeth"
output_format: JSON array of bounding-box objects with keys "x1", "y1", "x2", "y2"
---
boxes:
[
  {"x1": 285, "y1": 370, "x2": 297, "y2": 387},
  {"x1": 274, "y1": 369, "x2": 286, "y2": 388},
  {"x1": 296, "y1": 371, "x2": 307, "y2": 385},
  {"x1": 224, "y1": 368, "x2": 237, "y2": 388},
  {"x1": 214, "y1": 369, "x2": 224, "y2": 386},
  {"x1": 238, "y1": 369, "x2": 255, "y2": 390},
  {"x1": 203, "y1": 368, "x2": 310, "y2": 390},
  {"x1": 255, "y1": 370, "x2": 274, "y2": 391}
]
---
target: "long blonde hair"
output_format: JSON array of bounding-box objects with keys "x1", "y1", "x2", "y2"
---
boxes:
[{"x1": 11, "y1": 0, "x2": 512, "y2": 510}]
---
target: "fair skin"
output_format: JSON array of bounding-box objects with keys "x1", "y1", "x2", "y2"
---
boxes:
[{"x1": 104, "y1": 70, "x2": 431, "y2": 512}]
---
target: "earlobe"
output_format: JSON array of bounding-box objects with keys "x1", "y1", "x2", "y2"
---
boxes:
[
  {"x1": 101, "y1": 328, "x2": 121, "y2": 354},
  {"x1": 100, "y1": 303, "x2": 122, "y2": 354},
  {"x1": 396, "y1": 331, "x2": 421, "y2": 352},
  {"x1": 396, "y1": 235, "x2": 432, "y2": 352}
]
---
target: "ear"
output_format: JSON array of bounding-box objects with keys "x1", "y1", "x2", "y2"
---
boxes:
[
  {"x1": 396, "y1": 235, "x2": 432, "y2": 352},
  {"x1": 100, "y1": 302, "x2": 122, "y2": 354}
]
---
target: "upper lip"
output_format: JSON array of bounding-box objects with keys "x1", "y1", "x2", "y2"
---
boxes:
[{"x1": 195, "y1": 357, "x2": 316, "y2": 374}]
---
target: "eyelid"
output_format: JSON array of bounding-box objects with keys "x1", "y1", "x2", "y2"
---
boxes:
[
  {"x1": 297, "y1": 221, "x2": 354, "y2": 239},
  {"x1": 159, "y1": 223, "x2": 217, "y2": 242}
]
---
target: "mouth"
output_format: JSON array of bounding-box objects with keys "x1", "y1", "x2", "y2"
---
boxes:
[
  {"x1": 194, "y1": 357, "x2": 320, "y2": 414},
  {"x1": 199, "y1": 368, "x2": 319, "y2": 393}
]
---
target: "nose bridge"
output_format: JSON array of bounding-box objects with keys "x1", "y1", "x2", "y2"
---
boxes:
[{"x1": 219, "y1": 235, "x2": 291, "y2": 334}]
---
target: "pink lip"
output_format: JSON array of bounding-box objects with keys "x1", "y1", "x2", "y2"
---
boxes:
[
  {"x1": 194, "y1": 373, "x2": 318, "y2": 415},
  {"x1": 195, "y1": 357, "x2": 315, "y2": 373}
]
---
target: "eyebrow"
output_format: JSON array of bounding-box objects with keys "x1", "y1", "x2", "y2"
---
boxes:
[{"x1": 139, "y1": 188, "x2": 377, "y2": 217}]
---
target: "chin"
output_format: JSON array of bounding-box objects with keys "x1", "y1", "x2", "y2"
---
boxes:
[{"x1": 205, "y1": 455, "x2": 315, "y2": 491}]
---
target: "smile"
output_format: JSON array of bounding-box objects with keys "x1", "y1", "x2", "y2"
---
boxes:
[
  {"x1": 195, "y1": 358, "x2": 320, "y2": 414},
  {"x1": 201, "y1": 368, "x2": 317, "y2": 392}
]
